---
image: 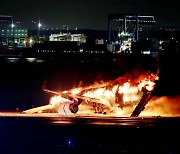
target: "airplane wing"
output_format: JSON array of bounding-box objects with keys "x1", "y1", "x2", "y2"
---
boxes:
[{"x1": 42, "y1": 81, "x2": 112, "y2": 109}]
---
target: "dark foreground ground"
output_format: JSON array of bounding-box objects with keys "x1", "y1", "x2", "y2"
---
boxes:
[{"x1": 0, "y1": 115, "x2": 180, "y2": 154}]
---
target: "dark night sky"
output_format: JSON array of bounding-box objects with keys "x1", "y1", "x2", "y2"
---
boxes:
[{"x1": 0, "y1": 0, "x2": 179, "y2": 30}]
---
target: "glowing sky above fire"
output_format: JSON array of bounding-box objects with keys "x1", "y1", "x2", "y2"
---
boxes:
[{"x1": 0, "y1": 0, "x2": 179, "y2": 29}]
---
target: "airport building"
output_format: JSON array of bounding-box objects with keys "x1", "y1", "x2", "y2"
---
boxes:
[
  {"x1": 0, "y1": 15, "x2": 28, "y2": 47},
  {"x1": 0, "y1": 15, "x2": 12, "y2": 28},
  {"x1": 49, "y1": 33, "x2": 86, "y2": 43},
  {"x1": 0, "y1": 27, "x2": 28, "y2": 45}
]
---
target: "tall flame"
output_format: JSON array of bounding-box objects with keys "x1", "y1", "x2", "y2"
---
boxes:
[{"x1": 49, "y1": 72, "x2": 159, "y2": 116}]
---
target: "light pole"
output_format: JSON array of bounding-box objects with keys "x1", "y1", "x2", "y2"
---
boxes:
[
  {"x1": 11, "y1": 22, "x2": 15, "y2": 44},
  {"x1": 38, "y1": 21, "x2": 41, "y2": 37},
  {"x1": 37, "y1": 21, "x2": 42, "y2": 43}
]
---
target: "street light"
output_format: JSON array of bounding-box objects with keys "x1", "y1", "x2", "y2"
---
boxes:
[
  {"x1": 11, "y1": 23, "x2": 14, "y2": 28},
  {"x1": 38, "y1": 21, "x2": 41, "y2": 37},
  {"x1": 11, "y1": 23, "x2": 15, "y2": 43}
]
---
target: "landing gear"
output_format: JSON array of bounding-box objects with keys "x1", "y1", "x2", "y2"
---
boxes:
[
  {"x1": 93, "y1": 102, "x2": 106, "y2": 114},
  {"x1": 69, "y1": 103, "x2": 79, "y2": 113}
]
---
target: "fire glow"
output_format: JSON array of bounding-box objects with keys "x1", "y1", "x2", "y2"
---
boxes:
[{"x1": 49, "y1": 72, "x2": 158, "y2": 116}]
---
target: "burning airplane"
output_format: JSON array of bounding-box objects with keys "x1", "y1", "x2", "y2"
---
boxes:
[{"x1": 23, "y1": 71, "x2": 159, "y2": 117}]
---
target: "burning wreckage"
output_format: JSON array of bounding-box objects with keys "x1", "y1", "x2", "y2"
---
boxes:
[{"x1": 23, "y1": 72, "x2": 159, "y2": 117}]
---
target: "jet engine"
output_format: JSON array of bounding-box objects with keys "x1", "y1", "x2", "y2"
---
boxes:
[
  {"x1": 57, "y1": 101, "x2": 79, "y2": 115},
  {"x1": 22, "y1": 101, "x2": 79, "y2": 115}
]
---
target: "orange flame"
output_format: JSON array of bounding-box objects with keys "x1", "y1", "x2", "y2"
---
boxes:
[
  {"x1": 141, "y1": 96, "x2": 180, "y2": 116},
  {"x1": 50, "y1": 72, "x2": 158, "y2": 116}
]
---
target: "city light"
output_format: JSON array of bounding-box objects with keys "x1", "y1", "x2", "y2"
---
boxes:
[
  {"x1": 38, "y1": 21, "x2": 42, "y2": 37},
  {"x1": 29, "y1": 38, "x2": 33, "y2": 44},
  {"x1": 38, "y1": 22, "x2": 42, "y2": 28},
  {"x1": 11, "y1": 23, "x2": 14, "y2": 28}
]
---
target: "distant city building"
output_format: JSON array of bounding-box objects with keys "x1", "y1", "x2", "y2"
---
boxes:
[
  {"x1": 0, "y1": 15, "x2": 12, "y2": 28},
  {"x1": 95, "y1": 39, "x2": 104, "y2": 45},
  {"x1": 107, "y1": 13, "x2": 156, "y2": 53},
  {"x1": 0, "y1": 27, "x2": 28, "y2": 45},
  {"x1": 49, "y1": 33, "x2": 86, "y2": 43},
  {"x1": 0, "y1": 15, "x2": 28, "y2": 46}
]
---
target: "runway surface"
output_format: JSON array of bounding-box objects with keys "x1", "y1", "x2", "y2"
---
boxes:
[
  {"x1": 0, "y1": 112, "x2": 180, "y2": 154},
  {"x1": 0, "y1": 111, "x2": 180, "y2": 127}
]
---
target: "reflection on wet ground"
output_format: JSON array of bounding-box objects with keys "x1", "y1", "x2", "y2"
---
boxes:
[{"x1": 0, "y1": 112, "x2": 180, "y2": 154}]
